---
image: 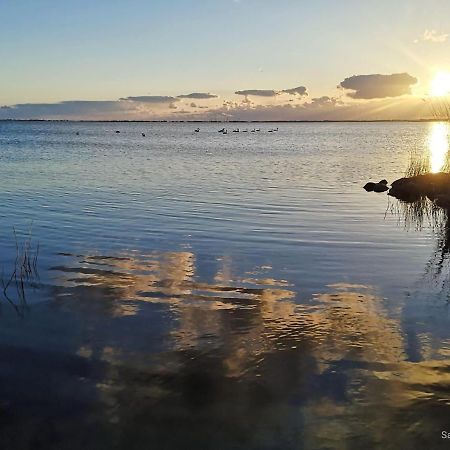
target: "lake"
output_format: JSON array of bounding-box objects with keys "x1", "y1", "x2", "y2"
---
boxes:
[{"x1": 0, "y1": 121, "x2": 449, "y2": 449}]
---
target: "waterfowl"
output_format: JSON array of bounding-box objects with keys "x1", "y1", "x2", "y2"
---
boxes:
[
  {"x1": 142, "y1": 132, "x2": 146, "y2": 137},
  {"x1": 194, "y1": 128, "x2": 200, "y2": 132}
]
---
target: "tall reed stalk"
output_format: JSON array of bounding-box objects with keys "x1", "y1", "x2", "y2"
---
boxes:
[{"x1": 1, "y1": 224, "x2": 40, "y2": 315}]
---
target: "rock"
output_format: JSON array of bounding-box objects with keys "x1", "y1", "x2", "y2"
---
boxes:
[
  {"x1": 389, "y1": 172, "x2": 450, "y2": 204},
  {"x1": 363, "y1": 182, "x2": 376, "y2": 192},
  {"x1": 373, "y1": 183, "x2": 389, "y2": 192},
  {"x1": 378, "y1": 179, "x2": 388, "y2": 185},
  {"x1": 364, "y1": 181, "x2": 388, "y2": 193}
]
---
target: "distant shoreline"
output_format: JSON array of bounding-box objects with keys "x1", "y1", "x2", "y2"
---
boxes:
[{"x1": 0, "y1": 119, "x2": 443, "y2": 124}]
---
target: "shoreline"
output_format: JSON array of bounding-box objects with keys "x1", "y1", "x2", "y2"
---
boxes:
[{"x1": 0, "y1": 119, "x2": 446, "y2": 124}]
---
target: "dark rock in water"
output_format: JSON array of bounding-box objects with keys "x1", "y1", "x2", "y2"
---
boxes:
[
  {"x1": 364, "y1": 181, "x2": 388, "y2": 193},
  {"x1": 373, "y1": 183, "x2": 389, "y2": 192},
  {"x1": 389, "y1": 172, "x2": 450, "y2": 206},
  {"x1": 378, "y1": 179, "x2": 388, "y2": 185},
  {"x1": 363, "y1": 182, "x2": 376, "y2": 192}
]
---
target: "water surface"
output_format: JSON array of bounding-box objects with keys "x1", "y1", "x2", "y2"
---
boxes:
[{"x1": 0, "y1": 121, "x2": 449, "y2": 449}]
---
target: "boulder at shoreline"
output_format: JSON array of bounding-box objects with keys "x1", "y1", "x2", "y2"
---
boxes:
[{"x1": 388, "y1": 172, "x2": 450, "y2": 205}]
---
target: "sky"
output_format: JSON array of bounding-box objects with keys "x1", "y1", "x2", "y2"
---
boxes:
[{"x1": 1, "y1": 0, "x2": 450, "y2": 120}]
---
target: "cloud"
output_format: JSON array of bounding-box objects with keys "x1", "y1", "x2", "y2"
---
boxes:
[
  {"x1": 0, "y1": 78, "x2": 429, "y2": 121},
  {"x1": 422, "y1": 29, "x2": 448, "y2": 43},
  {"x1": 235, "y1": 89, "x2": 279, "y2": 97},
  {"x1": 235, "y1": 85, "x2": 308, "y2": 98},
  {"x1": 339, "y1": 73, "x2": 417, "y2": 99},
  {"x1": 305, "y1": 96, "x2": 340, "y2": 107},
  {"x1": 0, "y1": 97, "x2": 179, "y2": 120},
  {"x1": 0, "y1": 100, "x2": 132, "y2": 119},
  {"x1": 281, "y1": 86, "x2": 308, "y2": 96},
  {"x1": 121, "y1": 95, "x2": 178, "y2": 103},
  {"x1": 190, "y1": 95, "x2": 429, "y2": 122},
  {"x1": 177, "y1": 92, "x2": 218, "y2": 99}
]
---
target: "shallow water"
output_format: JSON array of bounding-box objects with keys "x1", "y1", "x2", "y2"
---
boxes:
[{"x1": 0, "y1": 121, "x2": 449, "y2": 449}]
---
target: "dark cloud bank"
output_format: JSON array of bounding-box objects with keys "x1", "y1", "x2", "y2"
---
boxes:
[{"x1": 339, "y1": 73, "x2": 417, "y2": 99}]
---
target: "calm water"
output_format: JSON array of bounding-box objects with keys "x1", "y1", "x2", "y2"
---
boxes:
[{"x1": 0, "y1": 121, "x2": 449, "y2": 449}]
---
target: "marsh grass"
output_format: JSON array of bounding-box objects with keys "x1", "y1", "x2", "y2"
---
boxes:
[
  {"x1": 405, "y1": 151, "x2": 432, "y2": 177},
  {"x1": 429, "y1": 96, "x2": 450, "y2": 122},
  {"x1": 405, "y1": 98, "x2": 450, "y2": 177},
  {"x1": 404, "y1": 149, "x2": 450, "y2": 178},
  {"x1": 1, "y1": 224, "x2": 40, "y2": 315}
]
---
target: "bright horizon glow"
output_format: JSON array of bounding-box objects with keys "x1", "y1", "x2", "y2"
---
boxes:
[
  {"x1": 429, "y1": 72, "x2": 450, "y2": 97},
  {"x1": 1, "y1": 1, "x2": 450, "y2": 120},
  {"x1": 429, "y1": 122, "x2": 449, "y2": 173}
]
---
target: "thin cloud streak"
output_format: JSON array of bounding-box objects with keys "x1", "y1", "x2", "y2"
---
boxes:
[
  {"x1": 235, "y1": 85, "x2": 308, "y2": 98},
  {"x1": 121, "y1": 96, "x2": 178, "y2": 103},
  {"x1": 177, "y1": 93, "x2": 218, "y2": 99}
]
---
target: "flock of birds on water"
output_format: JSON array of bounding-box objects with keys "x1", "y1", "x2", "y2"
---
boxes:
[
  {"x1": 195, "y1": 127, "x2": 279, "y2": 134},
  {"x1": 75, "y1": 127, "x2": 280, "y2": 136}
]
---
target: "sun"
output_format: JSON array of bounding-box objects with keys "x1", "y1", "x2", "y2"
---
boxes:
[{"x1": 430, "y1": 71, "x2": 450, "y2": 97}]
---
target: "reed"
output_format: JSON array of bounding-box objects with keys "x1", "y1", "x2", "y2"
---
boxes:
[
  {"x1": 405, "y1": 97, "x2": 450, "y2": 177},
  {"x1": 429, "y1": 96, "x2": 450, "y2": 122},
  {"x1": 405, "y1": 151, "x2": 432, "y2": 177},
  {"x1": 1, "y1": 224, "x2": 40, "y2": 314}
]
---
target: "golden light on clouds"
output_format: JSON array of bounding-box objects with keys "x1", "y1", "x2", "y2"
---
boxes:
[{"x1": 429, "y1": 71, "x2": 450, "y2": 97}]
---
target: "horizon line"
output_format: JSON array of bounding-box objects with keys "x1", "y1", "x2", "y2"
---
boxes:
[{"x1": 0, "y1": 119, "x2": 445, "y2": 124}]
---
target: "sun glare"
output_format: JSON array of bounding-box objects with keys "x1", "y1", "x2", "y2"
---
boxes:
[
  {"x1": 429, "y1": 122, "x2": 449, "y2": 173},
  {"x1": 429, "y1": 71, "x2": 450, "y2": 97}
]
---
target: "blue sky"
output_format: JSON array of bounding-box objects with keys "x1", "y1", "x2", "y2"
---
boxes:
[{"x1": 1, "y1": 0, "x2": 450, "y2": 119}]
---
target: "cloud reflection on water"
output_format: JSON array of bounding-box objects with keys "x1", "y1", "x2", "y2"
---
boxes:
[{"x1": 2, "y1": 249, "x2": 437, "y2": 448}]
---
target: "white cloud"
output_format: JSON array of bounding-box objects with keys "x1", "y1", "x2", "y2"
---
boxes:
[{"x1": 421, "y1": 29, "x2": 448, "y2": 43}]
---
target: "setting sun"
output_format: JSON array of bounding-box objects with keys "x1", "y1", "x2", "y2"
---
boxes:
[{"x1": 430, "y1": 71, "x2": 450, "y2": 96}]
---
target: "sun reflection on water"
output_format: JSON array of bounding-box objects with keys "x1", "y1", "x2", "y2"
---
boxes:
[{"x1": 429, "y1": 122, "x2": 449, "y2": 173}]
